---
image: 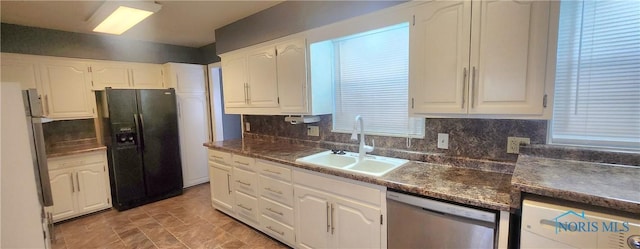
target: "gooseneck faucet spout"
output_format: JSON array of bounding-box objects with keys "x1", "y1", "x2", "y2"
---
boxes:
[{"x1": 351, "y1": 115, "x2": 374, "y2": 161}]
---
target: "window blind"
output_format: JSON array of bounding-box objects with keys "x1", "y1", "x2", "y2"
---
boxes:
[
  {"x1": 550, "y1": 1, "x2": 640, "y2": 149},
  {"x1": 331, "y1": 23, "x2": 424, "y2": 138}
]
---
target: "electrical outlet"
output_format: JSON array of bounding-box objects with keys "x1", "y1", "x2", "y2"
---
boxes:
[
  {"x1": 307, "y1": 126, "x2": 320, "y2": 136},
  {"x1": 507, "y1": 137, "x2": 530, "y2": 154},
  {"x1": 245, "y1": 122, "x2": 251, "y2": 132},
  {"x1": 437, "y1": 133, "x2": 449, "y2": 149}
]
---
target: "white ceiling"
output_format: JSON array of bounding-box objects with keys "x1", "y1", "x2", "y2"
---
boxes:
[{"x1": 0, "y1": 1, "x2": 284, "y2": 48}]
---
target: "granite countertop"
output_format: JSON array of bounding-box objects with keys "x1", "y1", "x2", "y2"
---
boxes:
[
  {"x1": 512, "y1": 155, "x2": 640, "y2": 214},
  {"x1": 47, "y1": 140, "x2": 107, "y2": 158},
  {"x1": 204, "y1": 139, "x2": 513, "y2": 211}
]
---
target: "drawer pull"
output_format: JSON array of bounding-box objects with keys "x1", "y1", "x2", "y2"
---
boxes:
[
  {"x1": 266, "y1": 226, "x2": 285, "y2": 236},
  {"x1": 62, "y1": 160, "x2": 85, "y2": 166},
  {"x1": 211, "y1": 155, "x2": 223, "y2": 160},
  {"x1": 266, "y1": 207, "x2": 284, "y2": 216},
  {"x1": 236, "y1": 180, "x2": 251, "y2": 186},
  {"x1": 238, "y1": 204, "x2": 252, "y2": 211},
  {"x1": 264, "y1": 169, "x2": 281, "y2": 175},
  {"x1": 265, "y1": 187, "x2": 283, "y2": 195},
  {"x1": 234, "y1": 160, "x2": 250, "y2": 166}
]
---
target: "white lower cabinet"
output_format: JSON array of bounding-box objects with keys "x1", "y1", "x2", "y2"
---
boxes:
[
  {"x1": 48, "y1": 150, "x2": 111, "y2": 222},
  {"x1": 293, "y1": 170, "x2": 385, "y2": 249},
  {"x1": 207, "y1": 149, "x2": 387, "y2": 248}
]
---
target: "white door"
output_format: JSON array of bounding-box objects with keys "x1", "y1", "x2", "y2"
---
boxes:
[
  {"x1": 210, "y1": 163, "x2": 234, "y2": 210},
  {"x1": 130, "y1": 64, "x2": 164, "y2": 89},
  {"x1": 294, "y1": 185, "x2": 332, "y2": 249},
  {"x1": 39, "y1": 60, "x2": 94, "y2": 119},
  {"x1": 221, "y1": 55, "x2": 249, "y2": 108},
  {"x1": 277, "y1": 39, "x2": 308, "y2": 113},
  {"x1": 469, "y1": 0, "x2": 549, "y2": 115},
  {"x1": 90, "y1": 62, "x2": 130, "y2": 90},
  {"x1": 75, "y1": 163, "x2": 110, "y2": 213},
  {"x1": 49, "y1": 168, "x2": 76, "y2": 221},
  {"x1": 247, "y1": 47, "x2": 279, "y2": 107},
  {"x1": 333, "y1": 197, "x2": 382, "y2": 249},
  {"x1": 177, "y1": 93, "x2": 210, "y2": 187},
  {"x1": 1, "y1": 57, "x2": 39, "y2": 89},
  {"x1": 410, "y1": 1, "x2": 471, "y2": 115}
]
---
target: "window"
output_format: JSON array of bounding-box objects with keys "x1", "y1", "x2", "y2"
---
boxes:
[
  {"x1": 550, "y1": 1, "x2": 640, "y2": 150},
  {"x1": 311, "y1": 23, "x2": 424, "y2": 138}
]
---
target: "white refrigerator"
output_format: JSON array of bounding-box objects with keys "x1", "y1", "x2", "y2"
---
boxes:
[{"x1": 1, "y1": 82, "x2": 50, "y2": 248}]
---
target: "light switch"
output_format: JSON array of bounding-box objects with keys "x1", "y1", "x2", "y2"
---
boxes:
[{"x1": 307, "y1": 126, "x2": 319, "y2": 136}]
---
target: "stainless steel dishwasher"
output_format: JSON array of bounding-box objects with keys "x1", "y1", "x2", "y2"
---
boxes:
[{"x1": 387, "y1": 191, "x2": 497, "y2": 248}]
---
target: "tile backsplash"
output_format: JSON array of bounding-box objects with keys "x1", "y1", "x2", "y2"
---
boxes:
[{"x1": 243, "y1": 115, "x2": 547, "y2": 162}]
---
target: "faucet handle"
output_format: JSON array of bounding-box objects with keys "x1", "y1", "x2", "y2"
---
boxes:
[{"x1": 364, "y1": 139, "x2": 375, "y2": 153}]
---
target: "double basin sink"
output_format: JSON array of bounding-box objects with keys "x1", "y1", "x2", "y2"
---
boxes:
[{"x1": 295, "y1": 150, "x2": 408, "y2": 177}]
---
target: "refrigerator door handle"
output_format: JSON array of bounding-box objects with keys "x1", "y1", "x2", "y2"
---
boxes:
[
  {"x1": 133, "y1": 114, "x2": 143, "y2": 152},
  {"x1": 139, "y1": 114, "x2": 146, "y2": 151},
  {"x1": 32, "y1": 119, "x2": 54, "y2": 206}
]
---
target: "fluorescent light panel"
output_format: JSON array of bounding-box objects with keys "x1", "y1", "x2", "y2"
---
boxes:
[{"x1": 93, "y1": 6, "x2": 154, "y2": 35}]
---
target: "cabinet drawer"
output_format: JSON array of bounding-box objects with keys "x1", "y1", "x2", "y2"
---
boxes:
[
  {"x1": 257, "y1": 159, "x2": 291, "y2": 182},
  {"x1": 260, "y1": 197, "x2": 294, "y2": 227},
  {"x1": 209, "y1": 150, "x2": 231, "y2": 164},
  {"x1": 232, "y1": 154, "x2": 255, "y2": 170},
  {"x1": 48, "y1": 151, "x2": 106, "y2": 170},
  {"x1": 235, "y1": 191, "x2": 258, "y2": 222},
  {"x1": 259, "y1": 175, "x2": 293, "y2": 206},
  {"x1": 233, "y1": 167, "x2": 258, "y2": 196},
  {"x1": 261, "y1": 215, "x2": 295, "y2": 245},
  {"x1": 293, "y1": 169, "x2": 382, "y2": 206}
]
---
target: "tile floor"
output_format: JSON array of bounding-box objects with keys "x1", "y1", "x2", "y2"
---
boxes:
[{"x1": 52, "y1": 183, "x2": 290, "y2": 249}]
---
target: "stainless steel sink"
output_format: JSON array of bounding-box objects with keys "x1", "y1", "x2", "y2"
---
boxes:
[{"x1": 295, "y1": 151, "x2": 408, "y2": 177}]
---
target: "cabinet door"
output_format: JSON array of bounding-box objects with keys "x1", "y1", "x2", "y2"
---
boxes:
[
  {"x1": 75, "y1": 163, "x2": 110, "y2": 213},
  {"x1": 177, "y1": 93, "x2": 210, "y2": 187},
  {"x1": 333, "y1": 197, "x2": 381, "y2": 249},
  {"x1": 1, "y1": 57, "x2": 39, "y2": 89},
  {"x1": 410, "y1": 1, "x2": 471, "y2": 115},
  {"x1": 277, "y1": 39, "x2": 308, "y2": 113},
  {"x1": 221, "y1": 55, "x2": 249, "y2": 108},
  {"x1": 175, "y1": 64, "x2": 207, "y2": 93},
  {"x1": 294, "y1": 185, "x2": 332, "y2": 249},
  {"x1": 39, "y1": 60, "x2": 95, "y2": 119},
  {"x1": 247, "y1": 47, "x2": 279, "y2": 107},
  {"x1": 210, "y1": 163, "x2": 234, "y2": 211},
  {"x1": 130, "y1": 64, "x2": 164, "y2": 89},
  {"x1": 469, "y1": 0, "x2": 549, "y2": 115},
  {"x1": 91, "y1": 62, "x2": 130, "y2": 90},
  {"x1": 49, "y1": 168, "x2": 76, "y2": 221}
]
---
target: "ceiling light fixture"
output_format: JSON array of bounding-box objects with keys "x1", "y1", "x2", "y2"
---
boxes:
[{"x1": 87, "y1": 1, "x2": 162, "y2": 35}]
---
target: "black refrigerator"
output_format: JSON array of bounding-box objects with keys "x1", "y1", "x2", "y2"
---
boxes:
[{"x1": 96, "y1": 88, "x2": 183, "y2": 210}]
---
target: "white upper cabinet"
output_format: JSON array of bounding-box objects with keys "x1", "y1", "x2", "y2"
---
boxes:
[
  {"x1": 163, "y1": 63, "x2": 206, "y2": 93},
  {"x1": 411, "y1": 1, "x2": 471, "y2": 114},
  {"x1": 221, "y1": 37, "x2": 331, "y2": 115},
  {"x1": 221, "y1": 54, "x2": 250, "y2": 108},
  {"x1": 39, "y1": 59, "x2": 95, "y2": 119},
  {"x1": 410, "y1": 0, "x2": 554, "y2": 118},
  {"x1": 129, "y1": 63, "x2": 164, "y2": 89},
  {"x1": 91, "y1": 62, "x2": 164, "y2": 90},
  {"x1": 247, "y1": 46, "x2": 280, "y2": 107},
  {"x1": 91, "y1": 62, "x2": 130, "y2": 89},
  {"x1": 1, "y1": 55, "x2": 39, "y2": 89},
  {"x1": 277, "y1": 39, "x2": 309, "y2": 113}
]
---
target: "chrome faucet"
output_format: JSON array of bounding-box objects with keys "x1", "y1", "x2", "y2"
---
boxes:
[{"x1": 351, "y1": 115, "x2": 374, "y2": 161}]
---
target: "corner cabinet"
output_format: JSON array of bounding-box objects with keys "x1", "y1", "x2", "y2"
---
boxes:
[
  {"x1": 39, "y1": 59, "x2": 96, "y2": 119},
  {"x1": 48, "y1": 150, "x2": 111, "y2": 222},
  {"x1": 220, "y1": 38, "x2": 331, "y2": 115},
  {"x1": 410, "y1": 0, "x2": 557, "y2": 118}
]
